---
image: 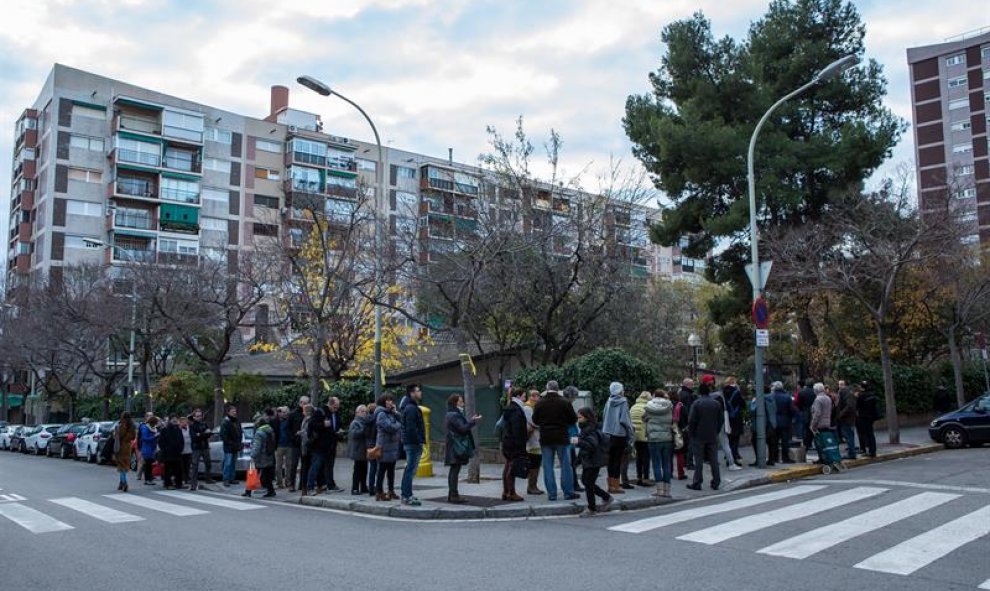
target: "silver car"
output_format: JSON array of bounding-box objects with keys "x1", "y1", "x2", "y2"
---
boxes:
[{"x1": 198, "y1": 422, "x2": 255, "y2": 476}]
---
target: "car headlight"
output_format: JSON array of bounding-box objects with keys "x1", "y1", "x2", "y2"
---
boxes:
[{"x1": 930, "y1": 420, "x2": 939, "y2": 427}]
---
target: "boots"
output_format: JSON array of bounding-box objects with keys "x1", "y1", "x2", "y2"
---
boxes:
[
  {"x1": 663, "y1": 482, "x2": 672, "y2": 498},
  {"x1": 652, "y1": 484, "x2": 663, "y2": 498},
  {"x1": 526, "y1": 468, "x2": 544, "y2": 495},
  {"x1": 607, "y1": 477, "x2": 625, "y2": 494}
]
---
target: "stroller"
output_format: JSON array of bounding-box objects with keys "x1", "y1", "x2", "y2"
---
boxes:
[{"x1": 813, "y1": 430, "x2": 846, "y2": 475}]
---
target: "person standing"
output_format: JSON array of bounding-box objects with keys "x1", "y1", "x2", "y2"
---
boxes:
[
  {"x1": 445, "y1": 394, "x2": 481, "y2": 504},
  {"x1": 188, "y1": 409, "x2": 213, "y2": 491},
  {"x1": 348, "y1": 405, "x2": 370, "y2": 495},
  {"x1": 771, "y1": 382, "x2": 795, "y2": 463},
  {"x1": 297, "y1": 404, "x2": 314, "y2": 495},
  {"x1": 575, "y1": 408, "x2": 613, "y2": 517},
  {"x1": 855, "y1": 382, "x2": 880, "y2": 458},
  {"x1": 797, "y1": 378, "x2": 816, "y2": 449},
  {"x1": 364, "y1": 402, "x2": 378, "y2": 497},
  {"x1": 678, "y1": 379, "x2": 697, "y2": 470},
  {"x1": 159, "y1": 415, "x2": 185, "y2": 490},
  {"x1": 523, "y1": 390, "x2": 543, "y2": 495},
  {"x1": 562, "y1": 386, "x2": 585, "y2": 492},
  {"x1": 669, "y1": 390, "x2": 687, "y2": 480},
  {"x1": 306, "y1": 406, "x2": 332, "y2": 495},
  {"x1": 178, "y1": 416, "x2": 193, "y2": 485},
  {"x1": 114, "y1": 411, "x2": 136, "y2": 492},
  {"x1": 629, "y1": 391, "x2": 652, "y2": 486},
  {"x1": 321, "y1": 397, "x2": 344, "y2": 492},
  {"x1": 219, "y1": 406, "x2": 242, "y2": 487},
  {"x1": 139, "y1": 416, "x2": 159, "y2": 486},
  {"x1": 532, "y1": 380, "x2": 579, "y2": 501},
  {"x1": 643, "y1": 392, "x2": 674, "y2": 498},
  {"x1": 705, "y1": 376, "x2": 739, "y2": 472},
  {"x1": 286, "y1": 397, "x2": 308, "y2": 492},
  {"x1": 374, "y1": 394, "x2": 401, "y2": 501},
  {"x1": 748, "y1": 389, "x2": 778, "y2": 466},
  {"x1": 601, "y1": 382, "x2": 634, "y2": 495},
  {"x1": 499, "y1": 388, "x2": 528, "y2": 502},
  {"x1": 245, "y1": 416, "x2": 276, "y2": 498},
  {"x1": 836, "y1": 381, "x2": 858, "y2": 460},
  {"x1": 271, "y1": 407, "x2": 291, "y2": 489},
  {"x1": 400, "y1": 384, "x2": 426, "y2": 506},
  {"x1": 722, "y1": 377, "x2": 745, "y2": 465},
  {"x1": 686, "y1": 390, "x2": 723, "y2": 491}
]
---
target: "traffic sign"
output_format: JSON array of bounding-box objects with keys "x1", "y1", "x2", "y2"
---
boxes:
[
  {"x1": 752, "y1": 296, "x2": 770, "y2": 329},
  {"x1": 756, "y1": 329, "x2": 770, "y2": 348},
  {"x1": 745, "y1": 261, "x2": 773, "y2": 291}
]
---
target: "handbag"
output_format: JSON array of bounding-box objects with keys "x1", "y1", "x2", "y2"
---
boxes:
[
  {"x1": 367, "y1": 445, "x2": 383, "y2": 461},
  {"x1": 672, "y1": 424, "x2": 685, "y2": 451},
  {"x1": 245, "y1": 462, "x2": 261, "y2": 491},
  {"x1": 151, "y1": 461, "x2": 164, "y2": 478},
  {"x1": 451, "y1": 434, "x2": 473, "y2": 462},
  {"x1": 510, "y1": 455, "x2": 529, "y2": 479},
  {"x1": 724, "y1": 410, "x2": 732, "y2": 435}
]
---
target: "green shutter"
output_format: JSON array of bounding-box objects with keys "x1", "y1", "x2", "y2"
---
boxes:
[
  {"x1": 159, "y1": 203, "x2": 199, "y2": 230},
  {"x1": 71, "y1": 100, "x2": 107, "y2": 111},
  {"x1": 117, "y1": 131, "x2": 163, "y2": 144},
  {"x1": 115, "y1": 97, "x2": 164, "y2": 111},
  {"x1": 327, "y1": 169, "x2": 358, "y2": 179},
  {"x1": 160, "y1": 171, "x2": 201, "y2": 182}
]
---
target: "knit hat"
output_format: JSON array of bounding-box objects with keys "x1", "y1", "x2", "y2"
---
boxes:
[
  {"x1": 700, "y1": 374, "x2": 716, "y2": 387},
  {"x1": 609, "y1": 382, "x2": 624, "y2": 396}
]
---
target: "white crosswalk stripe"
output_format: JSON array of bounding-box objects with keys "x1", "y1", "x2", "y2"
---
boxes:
[
  {"x1": 0, "y1": 503, "x2": 73, "y2": 533},
  {"x1": 978, "y1": 578, "x2": 990, "y2": 590},
  {"x1": 678, "y1": 486, "x2": 888, "y2": 545},
  {"x1": 104, "y1": 493, "x2": 208, "y2": 516},
  {"x1": 154, "y1": 491, "x2": 264, "y2": 511},
  {"x1": 758, "y1": 491, "x2": 960, "y2": 559},
  {"x1": 854, "y1": 505, "x2": 990, "y2": 576},
  {"x1": 50, "y1": 497, "x2": 145, "y2": 524},
  {"x1": 608, "y1": 484, "x2": 828, "y2": 534}
]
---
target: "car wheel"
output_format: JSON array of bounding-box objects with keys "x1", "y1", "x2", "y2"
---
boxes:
[
  {"x1": 89, "y1": 448, "x2": 97, "y2": 463},
  {"x1": 61, "y1": 445, "x2": 69, "y2": 459},
  {"x1": 942, "y1": 426, "x2": 967, "y2": 449}
]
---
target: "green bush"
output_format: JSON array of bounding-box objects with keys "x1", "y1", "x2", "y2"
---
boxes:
[
  {"x1": 937, "y1": 362, "x2": 990, "y2": 402},
  {"x1": 833, "y1": 357, "x2": 935, "y2": 415}
]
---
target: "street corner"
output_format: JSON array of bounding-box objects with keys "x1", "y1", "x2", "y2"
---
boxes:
[{"x1": 767, "y1": 442, "x2": 946, "y2": 483}]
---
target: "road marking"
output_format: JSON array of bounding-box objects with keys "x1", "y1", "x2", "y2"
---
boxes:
[
  {"x1": 608, "y1": 485, "x2": 828, "y2": 534},
  {"x1": 854, "y1": 505, "x2": 990, "y2": 575},
  {"x1": 678, "y1": 487, "x2": 888, "y2": 545},
  {"x1": 0, "y1": 503, "x2": 73, "y2": 533},
  {"x1": 154, "y1": 491, "x2": 264, "y2": 511},
  {"x1": 104, "y1": 494, "x2": 208, "y2": 517},
  {"x1": 978, "y1": 578, "x2": 990, "y2": 590},
  {"x1": 758, "y1": 491, "x2": 959, "y2": 559},
  {"x1": 50, "y1": 497, "x2": 145, "y2": 524},
  {"x1": 813, "y1": 479, "x2": 990, "y2": 495},
  {"x1": 0, "y1": 493, "x2": 27, "y2": 502}
]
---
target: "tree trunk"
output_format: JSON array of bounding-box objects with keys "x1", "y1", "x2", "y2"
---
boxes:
[
  {"x1": 876, "y1": 323, "x2": 899, "y2": 444},
  {"x1": 210, "y1": 363, "x2": 225, "y2": 428},
  {"x1": 310, "y1": 326, "x2": 326, "y2": 406},
  {"x1": 455, "y1": 330, "x2": 480, "y2": 483},
  {"x1": 101, "y1": 391, "x2": 110, "y2": 421},
  {"x1": 947, "y1": 329, "x2": 966, "y2": 409}
]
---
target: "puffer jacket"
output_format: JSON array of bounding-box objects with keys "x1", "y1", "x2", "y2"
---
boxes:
[
  {"x1": 642, "y1": 397, "x2": 673, "y2": 443},
  {"x1": 250, "y1": 423, "x2": 275, "y2": 469},
  {"x1": 374, "y1": 407, "x2": 402, "y2": 463},
  {"x1": 601, "y1": 393, "x2": 634, "y2": 438},
  {"x1": 347, "y1": 417, "x2": 368, "y2": 461},
  {"x1": 576, "y1": 422, "x2": 609, "y2": 469},
  {"x1": 629, "y1": 393, "x2": 651, "y2": 443}
]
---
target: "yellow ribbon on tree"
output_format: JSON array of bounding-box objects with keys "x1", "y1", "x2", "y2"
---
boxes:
[{"x1": 458, "y1": 353, "x2": 477, "y2": 376}]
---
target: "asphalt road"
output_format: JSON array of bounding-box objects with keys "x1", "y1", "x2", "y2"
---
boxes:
[{"x1": 0, "y1": 445, "x2": 988, "y2": 591}]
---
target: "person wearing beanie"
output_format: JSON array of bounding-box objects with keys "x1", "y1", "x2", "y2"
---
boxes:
[
  {"x1": 601, "y1": 382, "x2": 634, "y2": 495},
  {"x1": 629, "y1": 391, "x2": 653, "y2": 486}
]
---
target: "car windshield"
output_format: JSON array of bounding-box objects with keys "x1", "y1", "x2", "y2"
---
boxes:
[
  {"x1": 69, "y1": 425, "x2": 88, "y2": 434},
  {"x1": 45, "y1": 426, "x2": 60, "y2": 434},
  {"x1": 243, "y1": 426, "x2": 255, "y2": 439}
]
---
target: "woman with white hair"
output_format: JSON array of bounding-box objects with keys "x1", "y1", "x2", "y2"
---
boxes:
[
  {"x1": 347, "y1": 405, "x2": 371, "y2": 495},
  {"x1": 810, "y1": 382, "x2": 834, "y2": 434}
]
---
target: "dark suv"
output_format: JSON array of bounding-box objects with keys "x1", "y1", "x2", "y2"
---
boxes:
[{"x1": 929, "y1": 393, "x2": 990, "y2": 448}]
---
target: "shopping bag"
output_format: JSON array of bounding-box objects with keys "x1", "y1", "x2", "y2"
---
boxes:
[
  {"x1": 151, "y1": 461, "x2": 164, "y2": 478},
  {"x1": 245, "y1": 462, "x2": 261, "y2": 491}
]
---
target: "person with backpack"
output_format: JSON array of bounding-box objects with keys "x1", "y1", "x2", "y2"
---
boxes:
[
  {"x1": 855, "y1": 382, "x2": 880, "y2": 458},
  {"x1": 245, "y1": 415, "x2": 276, "y2": 498},
  {"x1": 499, "y1": 388, "x2": 529, "y2": 502},
  {"x1": 445, "y1": 394, "x2": 481, "y2": 504},
  {"x1": 113, "y1": 411, "x2": 136, "y2": 492},
  {"x1": 575, "y1": 408, "x2": 613, "y2": 517}
]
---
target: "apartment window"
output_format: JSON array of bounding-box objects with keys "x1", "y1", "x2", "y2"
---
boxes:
[
  {"x1": 114, "y1": 207, "x2": 152, "y2": 229},
  {"x1": 68, "y1": 167, "x2": 102, "y2": 183},
  {"x1": 357, "y1": 158, "x2": 377, "y2": 172},
  {"x1": 203, "y1": 158, "x2": 231, "y2": 173},
  {"x1": 948, "y1": 98, "x2": 968, "y2": 110},
  {"x1": 953, "y1": 188, "x2": 977, "y2": 199},
  {"x1": 164, "y1": 147, "x2": 198, "y2": 172},
  {"x1": 254, "y1": 195, "x2": 279, "y2": 209},
  {"x1": 947, "y1": 76, "x2": 967, "y2": 89},
  {"x1": 951, "y1": 121, "x2": 972, "y2": 132},
  {"x1": 202, "y1": 187, "x2": 228, "y2": 202},
  {"x1": 290, "y1": 138, "x2": 326, "y2": 166},
  {"x1": 254, "y1": 166, "x2": 280, "y2": 181},
  {"x1": 160, "y1": 177, "x2": 200, "y2": 203},
  {"x1": 256, "y1": 139, "x2": 281, "y2": 153},
  {"x1": 66, "y1": 200, "x2": 102, "y2": 217},
  {"x1": 946, "y1": 54, "x2": 965, "y2": 67},
  {"x1": 159, "y1": 238, "x2": 198, "y2": 255},
  {"x1": 162, "y1": 110, "x2": 204, "y2": 142},
  {"x1": 327, "y1": 147, "x2": 355, "y2": 170},
  {"x1": 984, "y1": 69, "x2": 990, "y2": 80},
  {"x1": 396, "y1": 166, "x2": 416, "y2": 179},
  {"x1": 65, "y1": 235, "x2": 97, "y2": 250},
  {"x1": 200, "y1": 217, "x2": 227, "y2": 231},
  {"x1": 70, "y1": 135, "x2": 105, "y2": 151},
  {"x1": 957, "y1": 165, "x2": 975, "y2": 176},
  {"x1": 952, "y1": 143, "x2": 973, "y2": 154},
  {"x1": 204, "y1": 127, "x2": 232, "y2": 144},
  {"x1": 252, "y1": 223, "x2": 278, "y2": 237},
  {"x1": 982, "y1": 47, "x2": 990, "y2": 60},
  {"x1": 958, "y1": 211, "x2": 978, "y2": 224},
  {"x1": 116, "y1": 137, "x2": 160, "y2": 166},
  {"x1": 72, "y1": 104, "x2": 105, "y2": 120}
]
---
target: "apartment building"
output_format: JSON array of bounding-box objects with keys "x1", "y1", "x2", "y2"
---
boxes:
[
  {"x1": 7, "y1": 64, "x2": 704, "y2": 339},
  {"x1": 907, "y1": 29, "x2": 990, "y2": 246}
]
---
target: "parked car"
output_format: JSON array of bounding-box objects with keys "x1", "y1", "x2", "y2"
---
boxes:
[
  {"x1": 930, "y1": 393, "x2": 990, "y2": 449},
  {"x1": 0, "y1": 424, "x2": 23, "y2": 450},
  {"x1": 9, "y1": 425, "x2": 31, "y2": 452},
  {"x1": 23, "y1": 424, "x2": 62, "y2": 455},
  {"x1": 46, "y1": 423, "x2": 88, "y2": 459},
  {"x1": 200, "y1": 422, "x2": 255, "y2": 476},
  {"x1": 74, "y1": 421, "x2": 115, "y2": 463}
]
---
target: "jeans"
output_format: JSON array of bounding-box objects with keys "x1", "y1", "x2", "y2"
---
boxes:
[
  {"x1": 367, "y1": 459, "x2": 378, "y2": 493},
  {"x1": 540, "y1": 444, "x2": 574, "y2": 499},
  {"x1": 274, "y1": 446, "x2": 290, "y2": 487},
  {"x1": 287, "y1": 447, "x2": 301, "y2": 490},
  {"x1": 222, "y1": 452, "x2": 237, "y2": 483},
  {"x1": 190, "y1": 449, "x2": 210, "y2": 487},
  {"x1": 692, "y1": 441, "x2": 720, "y2": 488},
  {"x1": 401, "y1": 444, "x2": 423, "y2": 499},
  {"x1": 634, "y1": 441, "x2": 650, "y2": 480},
  {"x1": 581, "y1": 466, "x2": 610, "y2": 511},
  {"x1": 648, "y1": 441, "x2": 674, "y2": 483},
  {"x1": 307, "y1": 452, "x2": 326, "y2": 490},
  {"x1": 839, "y1": 423, "x2": 857, "y2": 459},
  {"x1": 606, "y1": 435, "x2": 627, "y2": 479}
]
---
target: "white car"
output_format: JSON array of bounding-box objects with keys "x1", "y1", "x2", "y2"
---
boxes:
[
  {"x1": 0, "y1": 424, "x2": 23, "y2": 450},
  {"x1": 74, "y1": 421, "x2": 116, "y2": 463},
  {"x1": 201, "y1": 422, "x2": 255, "y2": 476},
  {"x1": 24, "y1": 424, "x2": 62, "y2": 455}
]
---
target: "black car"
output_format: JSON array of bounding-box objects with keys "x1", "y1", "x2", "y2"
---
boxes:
[
  {"x1": 46, "y1": 423, "x2": 88, "y2": 459},
  {"x1": 929, "y1": 393, "x2": 990, "y2": 448}
]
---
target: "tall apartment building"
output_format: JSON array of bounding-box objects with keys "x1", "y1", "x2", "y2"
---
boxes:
[
  {"x1": 7, "y1": 64, "x2": 705, "y2": 339},
  {"x1": 907, "y1": 30, "x2": 990, "y2": 246}
]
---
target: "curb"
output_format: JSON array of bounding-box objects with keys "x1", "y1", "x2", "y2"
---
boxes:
[{"x1": 767, "y1": 442, "x2": 944, "y2": 483}]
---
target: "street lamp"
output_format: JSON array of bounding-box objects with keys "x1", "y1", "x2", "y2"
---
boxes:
[
  {"x1": 83, "y1": 237, "x2": 138, "y2": 412},
  {"x1": 746, "y1": 53, "x2": 860, "y2": 468},
  {"x1": 297, "y1": 75, "x2": 385, "y2": 397},
  {"x1": 687, "y1": 333, "x2": 701, "y2": 379}
]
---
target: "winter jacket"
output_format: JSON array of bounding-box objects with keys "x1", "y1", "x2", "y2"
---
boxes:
[
  {"x1": 189, "y1": 419, "x2": 212, "y2": 451},
  {"x1": 138, "y1": 423, "x2": 158, "y2": 460},
  {"x1": 688, "y1": 396, "x2": 724, "y2": 444},
  {"x1": 678, "y1": 386, "x2": 696, "y2": 429},
  {"x1": 602, "y1": 393, "x2": 634, "y2": 439},
  {"x1": 629, "y1": 393, "x2": 651, "y2": 442},
  {"x1": 249, "y1": 423, "x2": 275, "y2": 468},
  {"x1": 642, "y1": 397, "x2": 674, "y2": 443},
  {"x1": 219, "y1": 416, "x2": 243, "y2": 454},
  {"x1": 576, "y1": 422, "x2": 609, "y2": 469},
  {"x1": 723, "y1": 385, "x2": 744, "y2": 419},
  {"x1": 857, "y1": 391, "x2": 881, "y2": 422},
  {"x1": 532, "y1": 392, "x2": 578, "y2": 446},
  {"x1": 444, "y1": 406, "x2": 478, "y2": 466},
  {"x1": 836, "y1": 389, "x2": 857, "y2": 426},
  {"x1": 773, "y1": 389, "x2": 795, "y2": 428},
  {"x1": 523, "y1": 404, "x2": 540, "y2": 453},
  {"x1": 400, "y1": 398, "x2": 426, "y2": 446},
  {"x1": 374, "y1": 407, "x2": 402, "y2": 463},
  {"x1": 308, "y1": 408, "x2": 334, "y2": 455},
  {"x1": 347, "y1": 417, "x2": 368, "y2": 461},
  {"x1": 500, "y1": 399, "x2": 529, "y2": 458},
  {"x1": 811, "y1": 392, "x2": 834, "y2": 430},
  {"x1": 276, "y1": 417, "x2": 292, "y2": 448},
  {"x1": 797, "y1": 386, "x2": 816, "y2": 412},
  {"x1": 158, "y1": 424, "x2": 184, "y2": 461},
  {"x1": 287, "y1": 407, "x2": 305, "y2": 448}
]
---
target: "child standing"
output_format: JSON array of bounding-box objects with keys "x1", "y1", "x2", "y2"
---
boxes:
[{"x1": 574, "y1": 408, "x2": 613, "y2": 517}]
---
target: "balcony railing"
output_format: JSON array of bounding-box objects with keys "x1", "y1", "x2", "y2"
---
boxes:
[
  {"x1": 163, "y1": 153, "x2": 202, "y2": 173},
  {"x1": 115, "y1": 178, "x2": 157, "y2": 198},
  {"x1": 116, "y1": 149, "x2": 160, "y2": 167},
  {"x1": 115, "y1": 212, "x2": 153, "y2": 230},
  {"x1": 293, "y1": 152, "x2": 326, "y2": 166},
  {"x1": 160, "y1": 186, "x2": 200, "y2": 205},
  {"x1": 118, "y1": 114, "x2": 161, "y2": 135},
  {"x1": 112, "y1": 247, "x2": 156, "y2": 264}
]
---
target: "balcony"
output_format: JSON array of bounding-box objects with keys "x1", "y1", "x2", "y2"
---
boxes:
[
  {"x1": 160, "y1": 186, "x2": 200, "y2": 205},
  {"x1": 327, "y1": 157, "x2": 358, "y2": 175},
  {"x1": 291, "y1": 151, "x2": 326, "y2": 167},
  {"x1": 116, "y1": 148, "x2": 160, "y2": 167},
  {"x1": 112, "y1": 246, "x2": 156, "y2": 264},
  {"x1": 326, "y1": 183, "x2": 358, "y2": 200},
  {"x1": 115, "y1": 176, "x2": 158, "y2": 200},
  {"x1": 18, "y1": 222, "x2": 31, "y2": 242},
  {"x1": 115, "y1": 113, "x2": 161, "y2": 136},
  {"x1": 162, "y1": 150, "x2": 202, "y2": 174},
  {"x1": 113, "y1": 211, "x2": 154, "y2": 231}
]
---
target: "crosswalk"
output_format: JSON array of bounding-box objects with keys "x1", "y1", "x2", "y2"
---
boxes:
[
  {"x1": 0, "y1": 491, "x2": 265, "y2": 533},
  {"x1": 610, "y1": 483, "x2": 990, "y2": 588}
]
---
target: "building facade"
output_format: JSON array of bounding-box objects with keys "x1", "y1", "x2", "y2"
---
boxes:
[
  {"x1": 7, "y1": 64, "x2": 706, "y2": 341},
  {"x1": 907, "y1": 30, "x2": 990, "y2": 246}
]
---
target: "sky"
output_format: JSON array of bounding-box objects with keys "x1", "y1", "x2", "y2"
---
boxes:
[{"x1": 1, "y1": 0, "x2": 986, "y2": 214}]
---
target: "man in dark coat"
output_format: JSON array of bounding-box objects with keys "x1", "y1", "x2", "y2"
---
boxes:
[
  {"x1": 678, "y1": 378, "x2": 696, "y2": 469},
  {"x1": 188, "y1": 408, "x2": 213, "y2": 490},
  {"x1": 159, "y1": 415, "x2": 186, "y2": 490},
  {"x1": 532, "y1": 380, "x2": 579, "y2": 501},
  {"x1": 500, "y1": 388, "x2": 529, "y2": 502},
  {"x1": 399, "y1": 384, "x2": 426, "y2": 506},
  {"x1": 286, "y1": 396, "x2": 308, "y2": 492},
  {"x1": 306, "y1": 407, "x2": 333, "y2": 493},
  {"x1": 686, "y1": 392, "x2": 723, "y2": 491},
  {"x1": 321, "y1": 397, "x2": 344, "y2": 492},
  {"x1": 797, "y1": 378, "x2": 816, "y2": 449},
  {"x1": 219, "y1": 406, "x2": 243, "y2": 486},
  {"x1": 855, "y1": 382, "x2": 880, "y2": 458},
  {"x1": 836, "y1": 380, "x2": 858, "y2": 460}
]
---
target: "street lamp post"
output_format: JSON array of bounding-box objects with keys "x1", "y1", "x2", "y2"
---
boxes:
[
  {"x1": 688, "y1": 333, "x2": 701, "y2": 379},
  {"x1": 746, "y1": 54, "x2": 859, "y2": 468},
  {"x1": 84, "y1": 238, "x2": 139, "y2": 412},
  {"x1": 297, "y1": 75, "x2": 385, "y2": 397}
]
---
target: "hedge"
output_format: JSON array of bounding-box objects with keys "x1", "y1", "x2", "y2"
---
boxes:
[{"x1": 833, "y1": 358, "x2": 988, "y2": 415}]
